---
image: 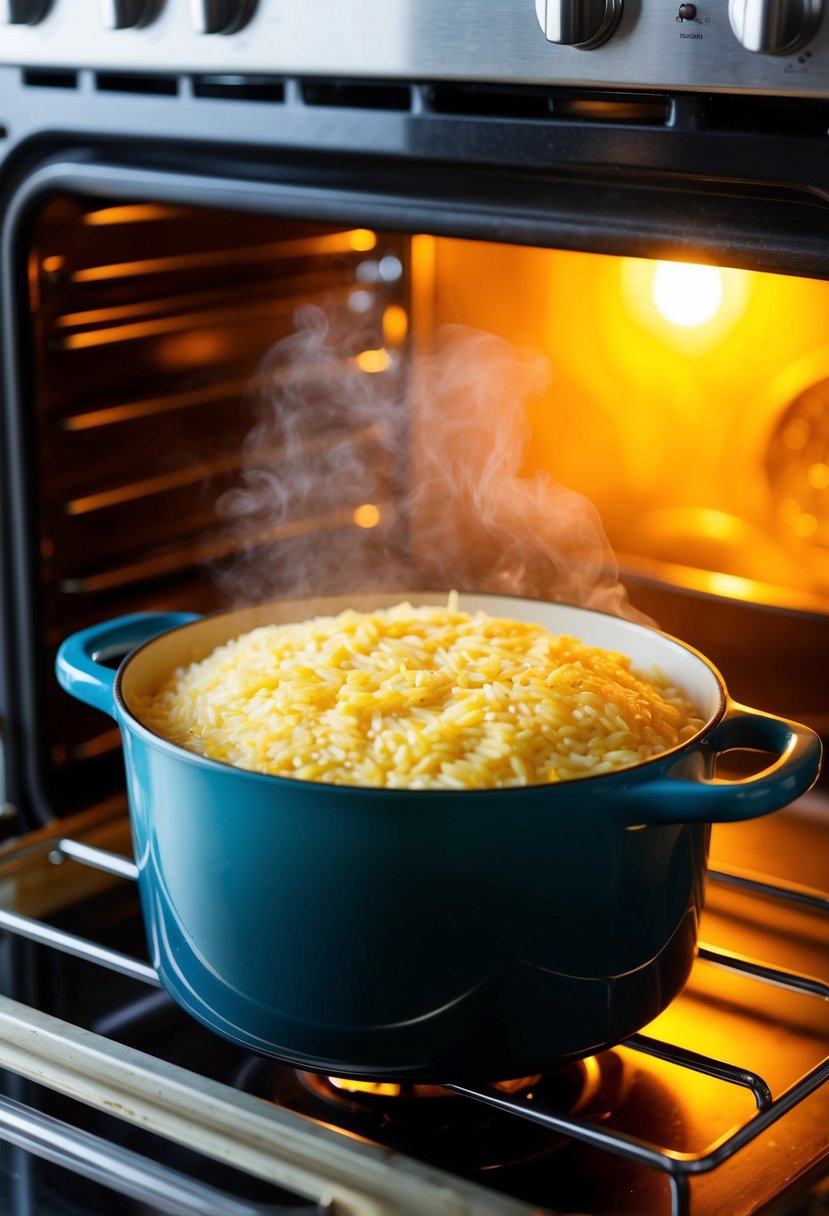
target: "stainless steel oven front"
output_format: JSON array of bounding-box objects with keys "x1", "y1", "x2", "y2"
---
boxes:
[{"x1": 0, "y1": 3, "x2": 827, "y2": 1215}]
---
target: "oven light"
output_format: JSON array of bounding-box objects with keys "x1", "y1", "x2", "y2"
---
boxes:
[
  {"x1": 354, "y1": 348, "x2": 393, "y2": 373},
  {"x1": 620, "y1": 256, "x2": 750, "y2": 347},
  {"x1": 353, "y1": 503, "x2": 381, "y2": 528},
  {"x1": 349, "y1": 228, "x2": 377, "y2": 252},
  {"x1": 383, "y1": 304, "x2": 409, "y2": 345},
  {"x1": 651, "y1": 261, "x2": 723, "y2": 327}
]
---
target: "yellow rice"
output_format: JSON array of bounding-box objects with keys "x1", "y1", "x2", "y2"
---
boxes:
[{"x1": 138, "y1": 600, "x2": 704, "y2": 790}]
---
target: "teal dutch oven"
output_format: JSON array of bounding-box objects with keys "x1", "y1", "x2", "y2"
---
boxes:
[{"x1": 56, "y1": 593, "x2": 822, "y2": 1081}]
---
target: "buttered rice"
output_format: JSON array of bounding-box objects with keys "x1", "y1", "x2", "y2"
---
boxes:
[{"x1": 138, "y1": 600, "x2": 704, "y2": 790}]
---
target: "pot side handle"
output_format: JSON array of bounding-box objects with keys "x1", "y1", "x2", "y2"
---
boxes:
[
  {"x1": 629, "y1": 701, "x2": 823, "y2": 825},
  {"x1": 56, "y1": 612, "x2": 201, "y2": 719}
]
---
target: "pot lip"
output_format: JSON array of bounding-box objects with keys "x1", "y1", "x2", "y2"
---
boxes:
[{"x1": 112, "y1": 592, "x2": 728, "y2": 797}]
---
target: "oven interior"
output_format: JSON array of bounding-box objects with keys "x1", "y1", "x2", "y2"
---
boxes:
[
  {"x1": 11, "y1": 190, "x2": 829, "y2": 827},
  {"x1": 0, "y1": 186, "x2": 827, "y2": 1215}
]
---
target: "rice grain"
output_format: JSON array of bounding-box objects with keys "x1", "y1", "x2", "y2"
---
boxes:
[{"x1": 138, "y1": 602, "x2": 703, "y2": 790}]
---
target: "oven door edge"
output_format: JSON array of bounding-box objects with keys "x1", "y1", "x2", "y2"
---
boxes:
[{"x1": 0, "y1": 991, "x2": 533, "y2": 1216}]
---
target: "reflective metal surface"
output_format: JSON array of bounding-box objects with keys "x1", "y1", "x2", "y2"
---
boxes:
[
  {"x1": 100, "y1": 0, "x2": 157, "y2": 30},
  {"x1": 0, "y1": 0, "x2": 828, "y2": 97},
  {"x1": 0, "y1": 797, "x2": 825, "y2": 1215},
  {"x1": 535, "y1": 0, "x2": 624, "y2": 49},
  {"x1": 728, "y1": 0, "x2": 824, "y2": 53},
  {"x1": 189, "y1": 0, "x2": 257, "y2": 34},
  {"x1": 0, "y1": 0, "x2": 49, "y2": 24}
]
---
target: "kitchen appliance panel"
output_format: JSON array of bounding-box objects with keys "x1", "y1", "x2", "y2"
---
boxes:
[
  {"x1": 0, "y1": 9, "x2": 827, "y2": 1214},
  {"x1": 0, "y1": 0, "x2": 828, "y2": 97}
]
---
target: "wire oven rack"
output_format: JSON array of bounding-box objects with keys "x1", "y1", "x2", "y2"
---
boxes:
[{"x1": 0, "y1": 836, "x2": 826, "y2": 1216}]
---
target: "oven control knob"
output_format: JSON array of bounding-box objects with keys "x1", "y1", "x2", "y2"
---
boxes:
[
  {"x1": 0, "y1": 0, "x2": 50, "y2": 22},
  {"x1": 190, "y1": 0, "x2": 256, "y2": 33},
  {"x1": 101, "y1": 0, "x2": 157, "y2": 28},
  {"x1": 535, "y1": 0, "x2": 623, "y2": 47},
  {"x1": 727, "y1": 0, "x2": 822, "y2": 52}
]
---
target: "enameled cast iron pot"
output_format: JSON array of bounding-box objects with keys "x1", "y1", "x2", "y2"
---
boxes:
[{"x1": 57, "y1": 593, "x2": 822, "y2": 1081}]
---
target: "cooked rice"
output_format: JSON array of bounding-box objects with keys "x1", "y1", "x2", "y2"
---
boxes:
[{"x1": 138, "y1": 601, "x2": 704, "y2": 790}]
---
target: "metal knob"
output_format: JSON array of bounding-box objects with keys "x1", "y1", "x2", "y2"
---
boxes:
[
  {"x1": 535, "y1": 0, "x2": 623, "y2": 47},
  {"x1": 190, "y1": 0, "x2": 257, "y2": 33},
  {"x1": 728, "y1": 0, "x2": 822, "y2": 53},
  {"x1": 101, "y1": 0, "x2": 158, "y2": 28},
  {"x1": 0, "y1": 0, "x2": 50, "y2": 22}
]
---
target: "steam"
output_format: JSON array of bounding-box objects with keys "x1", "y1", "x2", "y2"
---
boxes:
[
  {"x1": 216, "y1": 308, "x2": 646, "y2": 622},
  {"x1": 215, "y1": 304, "x2": 409, "y2": 600}
]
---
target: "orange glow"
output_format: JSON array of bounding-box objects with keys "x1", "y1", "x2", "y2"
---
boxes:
[
  {"x1": 782, "y1": 419, "x2": 810, "y2": 450},
  {"x1": 807, "y1": 463, "x2": 829, "y2": 490},
  {"x1": 325, "y1": 1074, "x2": 541, "y2": 1099},
  {"x1": 704, "y1": 572, "x2": 764, "y2": 600},
  {"x1": 83, "y1": 204, "x2": 182, "y2": 226},
  {"x1": 349, "y1": 229, "x2": 377, "y2": 252},
  {"x1": 328, "y1": 1078, "x2": 401, "y2": 1097},
  {"x1": 383, "y1": 304, "x2": 409, "y2": 345},
  {"x1": 492, "y1": 1074, "x2": 543, "y2": 1094},
  {"x1": 651, "y1": 261, "x2": 724, "y2": 327},
  {"x1": 156, "y1": 330, "x2": 230, "y2": 370},
  {"x1": 42, "y1": 255, "x2": 65, "y2": 274},
  {"x1": 793, "y1": 512, "x2": 818, "y2": 538},
  {"x1": 352, "y1": 503, "x2": 381, "y2": 528},
  {"x1": 68, "y1": 230, "x2": 375, "y2": 283},
  {"x1": 62, "y1": 320, "x2": 164, "y2": 348},
  {"x1": 61, "y1": 378, "x2": 248, "y2": 432},
  {"x1": 620, "y1": 256, "x2": 751, "y2": 350},
  {"x1": 61, "y1": 298, "x2": 284, "y2": 349},
  {"x1": 354, "y1": 348, "x2": 392, "y2": 373},
  {"x1": 420, "y1": 238, "x2": 829, "y2": 610}
]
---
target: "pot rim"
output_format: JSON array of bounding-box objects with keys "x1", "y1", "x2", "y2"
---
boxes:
[{"x1": 113, "y1": 591, "x2": 728, "y2": 796}]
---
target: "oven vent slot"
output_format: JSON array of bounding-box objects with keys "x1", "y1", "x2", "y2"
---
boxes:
[
  {"x1": 95, "y1": 73, "x2": 178, "y2": 97},
  {"x1": 426, "y1": 84, "x2": 670, "y2": 126},
  {"x1": 704, "y1": 95, "x2": 829, "y2": 136},
  {"x1": 23, "y1": 69, "x2": 78, "y2": 90},
  {"x1": 300, "y1": 80, "x2": 412, "y2": 112},
  {"x1": 554, "y1": 93, "x2": 670, "y2": 124},
  {"x1": 192, "y1": 75, "x2": 285, "y2": 103},
  {"x1": 426, "y1": 85, "x2": 552, "y2": 120}
]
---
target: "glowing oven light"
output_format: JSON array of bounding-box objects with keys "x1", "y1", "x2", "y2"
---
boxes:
[
  {"x1": 328, "y1": 1078, "x2": 402, "y2": 1097},
  {"x1": 651, "y1": 261, "x2": 724, "y2": 327},
  {"x1": 349, "y1": 228, "x2": 377, "y2": 252},
  {"x1": 324, "y1": 1073, "x2": 543, "y2": 1099},
  {"x1": 353, "y1": 503, "x2": 381, "y2": 528},
  {"x1": 354, "y1": 348, "x2": 393, "y2": 373}
]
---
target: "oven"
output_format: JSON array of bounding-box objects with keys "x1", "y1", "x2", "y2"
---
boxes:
[{"x1": 0, "y1": 3, "x2": 827, "y2": 1214}]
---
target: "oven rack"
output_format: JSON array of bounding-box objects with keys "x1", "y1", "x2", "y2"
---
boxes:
[{"x1": 0, "y1": 838, "x2": 827, "y2": 1216}]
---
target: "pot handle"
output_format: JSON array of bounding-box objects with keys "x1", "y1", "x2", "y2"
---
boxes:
[
  {"x1": 627, "y1": 701, "x2": 822, "y2": 825},
  {"x1": 56, "y1": 612, "x2": 201, "y2": 719}
]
